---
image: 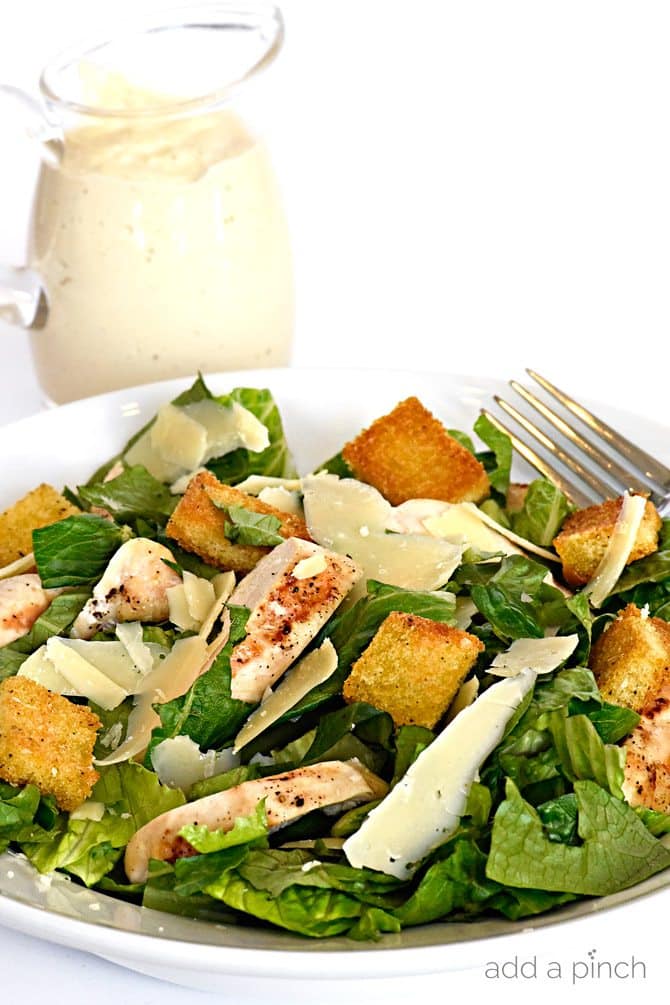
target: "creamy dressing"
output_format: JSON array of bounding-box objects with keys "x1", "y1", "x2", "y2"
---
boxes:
[{"x1": 28, "y1": 74, "x2": 293, "y2": 403}]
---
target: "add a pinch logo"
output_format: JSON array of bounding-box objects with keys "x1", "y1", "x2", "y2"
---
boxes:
[{"x1": 484, "y1": 950, "x2": 647, "y2": 983}]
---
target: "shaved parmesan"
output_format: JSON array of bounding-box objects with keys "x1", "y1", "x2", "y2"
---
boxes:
[
  {"x1": 489, "y1": 634, "x2": 578, "y2": 677},
  {"x1": 94, "y1": 694, "x2": 158, "y2": 766},
  {"x1": 389, "y1": 498, "x2": 558, "y2": 563},
  {"x1": 198, "y1": 574, "x2": 235, "y2": 642},
  {"x1": 45, "y1": 637, "x2": 128, "y2": 710},
  {"x1": 127, "y1": 400, "x2": 269, "y2": 485},
  {"x1": 584, "y1": 492, "x2": 647, "y2": 608},
  {"x1": 213, "y1": 571, "x2": 236, "y2": 600},
  {"x1": 292, "y1": 553, "x2": 327, "y2": 580},
  {"x1": 115, "y1": 622, "x2": 153, "y2": 676},
  {"x1": 96, "y1": 635, "x2": 211, "y2": 766},
  {"x1": 19, "y1": 646, "x2": 72, "y2": 692},
  {"x1": 343, "y1": 668, "x2": 538, "y2": 878},
  {"x1": 302, "y1": 474, "x2": 463, "y2": 592},
  {"x1": 258, "y1": 486, "x2": 304, "y2": 516},
  {"x1": 236, "y1": 476, "x2": 302, "y2": 495},
  {"x1": 151, "y1": 736, "x2": 239, "y2": 790},
  {"x1": 0, "y1": 553, "x2": 36, "y2": 580},
  {"x1": 136, "y1": 635, "x2": 209, "y2": 702},
  {"x1": 445, "y1": 676, "x2": 479, "y2": 722},
  {"x1": 184, "y1": 399, "x2": 269, "y2": 459},
  {"x1": 124, "y1": 431, "x2": 183, "y2": 483},
  {"x1": 233, "y1": 639, "x2": 338, "y2": 752},
  {"x1": 167, "y1": 583, "x2": 199, "y2": 632},
  {"x1": 454, "y1": 597, "x2": 478, "y2": 630},
  {"x1": 151, "y1": 403, "x2": 208, "y2": 471},
  {"x1": 182, "y1": 571, "x2": 216, "y2": 623}
]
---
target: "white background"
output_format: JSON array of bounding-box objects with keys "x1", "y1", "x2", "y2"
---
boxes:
[{"x1": 1, "y1": 1, "x2": 669, "y2": 1001}]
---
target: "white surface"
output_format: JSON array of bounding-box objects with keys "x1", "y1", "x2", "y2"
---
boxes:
[{"x1": 1, "y1": 0, "x2": 669, "y2": 999}]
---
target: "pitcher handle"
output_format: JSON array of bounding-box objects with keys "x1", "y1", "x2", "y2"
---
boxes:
[{"x1": 0, "y1": 85, "x2": 63, "y2": 331}]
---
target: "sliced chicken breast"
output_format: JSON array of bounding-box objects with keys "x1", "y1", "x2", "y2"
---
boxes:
[
  {"x1": 0, "y1": 574, "x2": 56, "y2": 647},
  {"x1": 71, "y1": 538, "x2": 182, "y2": 640},
  {"x1": 228, "y1": 537, "x2": 361, "y2": 702},
  {"x1": 124, "y1": 758, "x2": 387, "y2": 882},
  {"x1": 623, "y1": 682, "x2": 670, "y2": 812}
]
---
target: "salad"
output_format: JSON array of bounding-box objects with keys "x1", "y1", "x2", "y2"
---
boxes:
[{"x1": 0, "y1": 373, "x2": 669, "y2": 942}]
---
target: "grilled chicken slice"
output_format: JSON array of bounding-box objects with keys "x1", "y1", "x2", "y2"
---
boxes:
[
  {"x1": 0, "y1": 574, "x2": 57, "y2": 648},
  {"x1": 124, "y1": 758, "x2": 387, "y2": 882},
  {"x1": 623, "y1": 682, "x2": 670, "y2": 812},
  {"x1": 228, "y1": 537, "x2": 361, "y2": 702},
  {"x1": 71, "y1": 538, "x2": 182, "y2": 640}
]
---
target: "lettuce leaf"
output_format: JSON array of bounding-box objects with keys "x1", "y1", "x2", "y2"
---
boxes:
[
  {"x1": 473, "y1": 414, "x2": 513, "y2": 495},
  {"x1": 33, "y1": 515, "x2": 126, "y2": 589},
  {"x1": 78, "y1": 466, "x2": 177, "y2": 526},
  {"x1": 487, "y1": 779, "x2": 670, "y2": 895},
  {"x1": 216, "y1": 504, "x2": 283, "y2": 547},
  {"x1": 511, "y1": 479, "x2": 572, "y2": 547},
  {"x1": 21, "y1": 762, "x2": 184, "y2": 887},
  {"x1": 179, "y1": 800, "x2": 268, "y2": 854}
]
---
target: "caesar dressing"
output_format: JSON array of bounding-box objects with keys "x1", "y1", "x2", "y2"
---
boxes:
[{"x1": 28, "y1": 73, "x2": 293, "y2": 403}]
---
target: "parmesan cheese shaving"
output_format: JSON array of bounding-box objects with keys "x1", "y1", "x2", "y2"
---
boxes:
[
  {"x1": 94, "y1": 694, "x2": 158, "y2": 766},
  {"x1": 115, "y1": 622, "x2": 153, "y2": 676},
  {"x1": 233, "y1": 639, "x2": 338, "y2": 752},
  {"x1": 302, "y1": 474, "x2": 463, "y2": 592},
  {"x1": 343, "y1": 668, "x2": 538, "y2": 878},
  {"x1": 0, "y1": 553, "x2": 36, "y2": 579},
  {"x1": 151, "y1": 736, "x2": 239, "y2": 790},
  {"x1": 167, "y1": 582, "x2": 199, "y2": 632},
  {"x1": 584, "y1": 493, "x2": 647, "y2": 608},
  {"x1": 45, "y1": 637, "x2": 128, "y2": 710},
  {"x1": 445, "y1": 676, "x2": 479, "y2": 722},
  {"x1": 182, "y1": 570, "x2": 216, "y2": 623},
  {"x1": 489, "y1": 634, "x2": 579, "y2": 677},
  {"x1": 292, "y1": 553, "x2": 327, "y2": 580}
]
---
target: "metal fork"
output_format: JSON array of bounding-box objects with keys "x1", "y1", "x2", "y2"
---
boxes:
[{"x1": 481, "y1": 369, "x2": 670, "y2": 517}]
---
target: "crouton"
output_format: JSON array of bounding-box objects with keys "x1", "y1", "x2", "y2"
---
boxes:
[
  {"x1": 341, "y1": 397, "x2": 490, "y2": 506},
  {"x1": 0, "y1": 484, "x2": 79, "y2": 568},
  {"x1": 342, "y1": 611, "x2": 484, "y2": 728},
  {"x1": 553, "y1": 495, "x2": 661, "y2": 586},
  {"x1": 0, "y1": 677, "x2": 100, "y2": 811},
  {"x1": 589, "y1": 603, "x2": 670, "y2": 712},
  {"x1": 166, "y1": 470, "x2": 311, "y2": 574}
]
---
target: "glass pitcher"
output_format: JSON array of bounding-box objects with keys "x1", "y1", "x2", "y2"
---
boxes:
[{"x1": 0, "y1": 3, "x2": 293, "y2": 405}]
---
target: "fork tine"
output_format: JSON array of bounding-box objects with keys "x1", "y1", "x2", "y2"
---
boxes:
[
  {"x1": 494, "y1": 396, "x2": 617, "y2": 501},
  {"x1": 509, "y1": 380, "x2": 656, "y2": 498},
  {"x1": 480, "y1": 409, "x2": 596, "y2": 507},
  {"x1": 527, "y1": 370, "x2": 670, "y2": 488}
]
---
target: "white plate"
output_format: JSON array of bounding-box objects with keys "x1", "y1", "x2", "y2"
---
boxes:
[{"x1": 1, "y1": 366, "x2": 669, "y2": 994}]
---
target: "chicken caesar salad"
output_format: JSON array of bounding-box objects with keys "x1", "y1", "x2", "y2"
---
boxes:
[{"x1": 0, "y1": 375, "x2": 669, "y2": 941}]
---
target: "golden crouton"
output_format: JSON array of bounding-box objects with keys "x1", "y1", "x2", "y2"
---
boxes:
[
  {"x1": 0, "y1": 677, "x2": 100, "y2": 811},
  {"x1": 343, "y1": 611, "x2": 484, "y2": 728},
  {"x1": 341, "y1": 397, "x2": 490, "y2": 506},
  {"x1": 166, "y1": 471, "x2": 311, "y2": 574},
  {"x1": 589, "y1": 603, "x2": 670, "y2": 712},
  {"x1": 0, "y1": 484, "x2": 79, "y2": 568},
  {"x1": 553, "y1": 495, "x2": 661, "y2": 586}
]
